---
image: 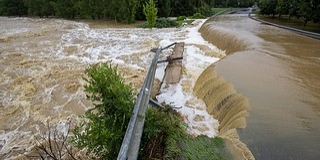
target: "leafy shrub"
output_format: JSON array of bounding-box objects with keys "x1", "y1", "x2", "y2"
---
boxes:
[
  {"x1": 140, "y1": 107, "x2": 187, "y2": 159},
  {"x1": 155, "y1": 17, "x2": 178, "y2": 28},
  {"x1": 191, "y1": 12, "x2": 206, "y2": 19},
  {"x1": 71, "y1": 62, "x2": 135, "y2": 159},
  {"x1": 140, "y1": 106, "x2": 232, "y2": 160},
  {"x1": 143, "y1": 0, "x2": 158, "y2": 28},
  {"x1": 176, "y1": 16, "x2": 186, "y2": 21},
  {"x1": 137, "y1": 22, "x2": 149, "y2": 28},
  {"x1": 137, "y1": 18, "x2": 178, "y2": 28}
]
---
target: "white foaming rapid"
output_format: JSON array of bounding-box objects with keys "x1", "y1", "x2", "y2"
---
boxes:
[
  {"x1": 156, "y1": 19, "x2": 222, "y2": 137},
  {"x1": 0, "y1": 17, "x2": 223, "y2": 159}
]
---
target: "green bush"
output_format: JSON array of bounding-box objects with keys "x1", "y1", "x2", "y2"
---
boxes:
[
  {"x1": 191, "y1": 12, "x2": 206, "y2": 19},
  {"x1": 139, "y1": 107, "x2": 187, "y2": 159},
  {"x1": 155, "y1": 17, "x2": 178, "y2": 28},
  {"x1": 176, "y1": 16, "x2": 186, "y2": 21},
  {"x1": 71, "y1": 62, "x2": 135, "y2": 159},
  {"x1": 137, "y1": 22, "x2": 149, "y2": 28},
  {"x1": 138, "y1": 17, "x2": 178, "y2": 28},
  {"x1": 143, "y1": 0, "x2": 158, "y2": 28},
  {"x1": 140, "y1": 106, "x2": 232, "y2": 160}
]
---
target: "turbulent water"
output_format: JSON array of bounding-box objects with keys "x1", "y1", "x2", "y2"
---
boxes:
[
  {"x1": 0, "y1": 17, "x2": 226, "y2": 159},
  {"x1": 200, "y1": 14, "x2": 320, "y2": 160},
  {"x1": 3, "y1": 14, "x2": 319, "y2": 160}
]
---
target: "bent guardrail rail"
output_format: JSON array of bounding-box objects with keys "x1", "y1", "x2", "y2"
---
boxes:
[
  {"x1": 249, "y1": 14, "x2": 320, "y2": 40},
  {"x1": 117, "y1": 42, "x2": 177, "y2": 160}
]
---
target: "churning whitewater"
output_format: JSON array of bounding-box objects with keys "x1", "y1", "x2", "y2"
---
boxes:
[{"x1": 0, "y1": 17, "x2": 224, "y2": 159}]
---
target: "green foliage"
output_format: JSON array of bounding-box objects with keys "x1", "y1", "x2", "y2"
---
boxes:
[
  {"x1": 155, "y1": 17, "x2": 178, "y2": 28},
  {"x1": 51, "y1": 0, "x2": 77, "y2": 19},
  {"x1": 143, "y1": 0, "x2": 158, "y2": 28},
  {"x1": 193, "y1": 0, "x2": 213, "y2": 17},
  {"x1": 171, "y1": 0, "x2": 194, "y2": 16},
  {"x1": 0, "y1": 0, "x2": 225, "y2": 22},
  {"x1": 140, "y1": 106, "x2": 232, "y2": 159},
  {"x1": 71, "y1": 62, "x2": 135, "y2": 159},
  {"x1": 157, "y1": 0, "x2": 171, "y2": 17},
  {"x1": 140, "y1": 107, "x2": 188, "y2": 159},
  {"x1": 258, "y1": 0, "x2": 320, "y2": 26},
  {"x1": 24, "y1": 0, "x2": 55, "y2": 17},
  {"x1": 182, "y1": 136, "x2": 232, "y2": 160},
  {"x1": 71, "y1": 63, "x2": 232, "y2": 158},
  {"x1": 258, "y1": 0, "x2": 278, "y2": 17},
  {"x1": 125, "y1": 0, "x2": 139, "y2": 23},
  {"x1": 0, "y1": 0, "x2": 27, "y2": 16},
  {"x1": 176, "y1": 16, "x2": 186, "y2": 21},
  {"x1": 191, "y1": 12, "x2": 206, "y2": 19},
  {"x1": 137, "y1": 17, "x2": 178, "y2": 28}
]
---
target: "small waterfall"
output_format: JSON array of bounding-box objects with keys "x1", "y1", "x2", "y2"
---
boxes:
[
  {"x1": 199, "y1": 16, "x2": 254, "y2": 55},
  {"x1": 194, "y1": 16, "x2": 255, "y2": 159},
  {"x1": 194, "y1": 64, "x2": 253, "y2": 159},
  {"x1": 193, "y1": 64, "x2": 248, "y2": 134}
]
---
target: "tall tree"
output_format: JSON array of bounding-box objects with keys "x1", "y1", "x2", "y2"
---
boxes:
[
  {"x1": 193, "y1": 0, "x2": 212, "y2": 16},
  {"x1": 124, "y1": 0, "x2": 139, "y2": 23},
  {"x1": 143, "y1": 0, "x2": 158, "y2": 28},
  {"x1": 41, "y1": 0, "x2": 55, "y2": 17},
  {"x1": 171, "y1": 0, "x2": 193, "y2": 16},
  {"x1": 51, "y1": 0, "x2": 77, "y2": 19},
  {"x1": 258, "y1": 0, "x2": 278, "y2": 18},
  {"x1": 157, "y1": 0, "x2": 171, "y2": 17},
  {"x1": 1, "y1": 0, "x2": 27, "y2": 16},
  {"x1": 312, "y1": 0, "x2": 320, "y2": 23},
  {"x1": 275, "y1": 0, "x2": 289, "y2": 19},
  {"x1": 298, "y1": 0, "x2": 314, "y2": 26},
  {"x1": 24, "y1": 0, "x2": 42, "y2": 17}
]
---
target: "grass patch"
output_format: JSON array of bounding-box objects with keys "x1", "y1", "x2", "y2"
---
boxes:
[{"x1": 182, "y1": 136, "x2": 232, "y2": 160}]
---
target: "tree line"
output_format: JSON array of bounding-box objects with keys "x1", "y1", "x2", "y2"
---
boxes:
[
  {"x1": 0, "y1": 0, "x2": 259, "y2": 22},
  {"x1": 258, "y1": 0, "x2": 320, "y2": 26},
  {"x1": 0, "y1": 0, "x2": 217, "y2": 23}
]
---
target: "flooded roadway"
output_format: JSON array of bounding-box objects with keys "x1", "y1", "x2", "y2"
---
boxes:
[{"x1": 200, "y1": 14, "x2": 320, "y2": 159}]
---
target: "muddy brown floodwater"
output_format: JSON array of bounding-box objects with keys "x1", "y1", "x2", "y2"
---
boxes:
[
  {"x1": 200, "y1": 14, "x2": 320, "y2": 160},
  {"x1": 0, "y1": 17, "x2": 178, "y2": 159},
  {"x1": 0, "y1": 17, "x2": 225, "y2": 159}
]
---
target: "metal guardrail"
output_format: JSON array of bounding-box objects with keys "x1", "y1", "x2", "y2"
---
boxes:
[
  {"x1": 117, "y1": 42, "x2": 177, "y2": 160},
  {"x1": 249, "y1": 14, "x2": 320, "y2": 40}
]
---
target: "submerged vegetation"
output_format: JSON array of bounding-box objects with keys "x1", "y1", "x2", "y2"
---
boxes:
[{"x1": 29, "y1": 62, "x2": 231, "y2": 159}]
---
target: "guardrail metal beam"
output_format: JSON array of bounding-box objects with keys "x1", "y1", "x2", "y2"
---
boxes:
[{"x1": 117, "y1": 42, "x2": 177, "y2": 160}]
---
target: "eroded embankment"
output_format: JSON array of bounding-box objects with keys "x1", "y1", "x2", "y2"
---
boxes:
[{"x1": 194, "y1": 16, "x2": 254, "y2": 159}]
